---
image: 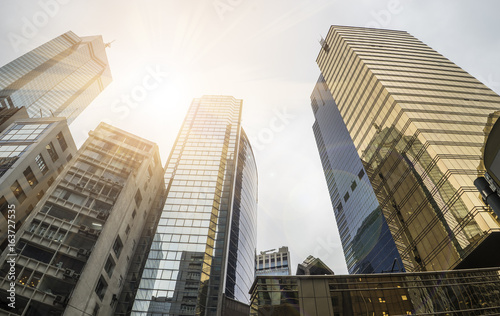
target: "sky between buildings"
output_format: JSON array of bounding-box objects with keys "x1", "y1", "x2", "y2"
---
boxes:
[{"x1": 0, "y1": 0, "x2": 499, "y2": 274}]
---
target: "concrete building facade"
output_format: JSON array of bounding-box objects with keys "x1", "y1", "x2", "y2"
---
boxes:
[
  {"x1": 0, "y1": 117, "x2": 77, "y2": 249},
  {"x1": 0, "y1": 122, "x2": 164, "y2": 315}
]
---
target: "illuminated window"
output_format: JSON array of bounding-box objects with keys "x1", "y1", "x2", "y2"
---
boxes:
[
  {"x1": 379, "y1": 297, "x2": 386, "y2": 303},
  {"x1": 23, "y1": 166, "x2": 38, "y2": 188},
  {"x1": 402, "y1": 295, "x2": 408, "y2": 301},
  {"x1": 11, "y1": 180, "x2": 26, "y2": 202}
]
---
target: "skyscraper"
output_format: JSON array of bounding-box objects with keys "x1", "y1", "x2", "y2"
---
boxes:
[
  {"x1": 0, "y1": 31, "x2": 112, "y2": 124},
  {"x1": 311, "y1": 74, "x2": 403, "y2": 274},
  {"x1": 0, "y1": 122, "x2": 164, "y2": 315},
  {"x1": 315, "y1": 25, "x2": 500, "y2": 272},
  {"x1": 132, "y1": 96, "x2": 258, "y2": 315}
]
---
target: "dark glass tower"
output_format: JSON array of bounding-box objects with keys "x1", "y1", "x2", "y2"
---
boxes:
[
  {"x1": 316, "y1": 25, "x2": 500, "y2": 272},
  {"x1": 311, "y1": 74, "x2": 403, "y2": 274},
  {"x1": 0, "y1": 31, "x2": 112, "y2": 124},
  {"x1": 132, "y1": 95, "x2": 258, "y2": 315}
]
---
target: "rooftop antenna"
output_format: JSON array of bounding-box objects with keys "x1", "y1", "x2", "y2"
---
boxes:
[
  {"x1": 105, "y1": 40, "x2": 115, "y2": 48},
  {"x1": 260, "y1": 249, "x2": 276, "y2": 255},
  {"x1": 319, "y1": 35, "x2": 330, "y2": 53}
]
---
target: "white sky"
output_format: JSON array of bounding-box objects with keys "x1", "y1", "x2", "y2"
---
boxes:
[{"x1": 1, "y1": 0, "x2": 499, "y2": 274}]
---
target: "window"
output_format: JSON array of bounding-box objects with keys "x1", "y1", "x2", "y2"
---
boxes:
[
  {"x1": 104, "y1": 256, "x2": 115, "y2": 277},
  {"x1": 46, "y1": 142, "x2": 59, "y2": 162},
  {"x1": 36, "y1": 189, "x2": 44, "y2": 201},
  {"x1": 134, "y1": 190, "x2": 142, "y2": 206},
  {"x1": 0, "y1": 144, "x2": 29, "y2": 159},
  {"x1": 350, "y1": 181, "x2": 357, "y2": 191},
  {"x1": 56, "y1": 132, "x2": 68, "y2": 151},
  {"x1": 95, "y1": 276, "x2": 108, "y2": 300},
  {"x1": 358, "y1": 169, "x2": 365, "y2": 179},
  {"x1": 11, "y1": 181, "x2": 26, "y2": 202},
  {"x1": 35, "y1": 154, "x2": 48, "y2": 174},
  {"x1": 1, "y1": 196, "x2": 9, "y2": 220},
  {"x1": 125, "y1": 225, "x2": 130, "y2": 235},
  {"x1": 132, "y1": 210, "x2": 136, "y2": 219},
  {"x1": 23, "y1": 167, "x2": 38, "y2": 188},
  {"x1": 343, "y1": 192, "x2": 349, "y2": 203},
  {"x1": 47, "y1": 177, "x2": 55, "y2": 186},
  {"x1": 113, "y1": 237, "x2": 123, "y2": 258},
  {"x1": 147, "y1": 166, "x2": 153, "y2": 179},
  {"x1": 0, "y1": 123, "x2": 49, "y2": 141}
]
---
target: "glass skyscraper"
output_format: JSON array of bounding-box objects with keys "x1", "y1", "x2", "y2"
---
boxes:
[
  {"x1": 0, "y1": 31, "x2": 112, "y2": 124},
  {"x1": 315, "y1": 25, "x2": 500, "y2": 272},
  {"x1": 132, "y1": 95, "x2": 258, "y2": 315},
  {"x1": 311, "y1": 74, "x2": 403, "y2": 274}
]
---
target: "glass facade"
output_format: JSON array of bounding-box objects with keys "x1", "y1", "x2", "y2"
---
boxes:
[
  {"x1": 311, "y1": 74, "x2": 402, "y2": 274},
  {"x1": 0, "y1": 122, "x2": 51, "y2": 178},
  {"x1": 0, "y1": 31, "x2": 112, "y2": 124},
  {"x1": 317, "y1": 25, "x2": 500, "y2": 272},
  {"x1": 132, "y1": 96, "x2": 258, "y2": 315},
  {"x1": 250, "y1": 268, "x2": 500, "y2": 315}
]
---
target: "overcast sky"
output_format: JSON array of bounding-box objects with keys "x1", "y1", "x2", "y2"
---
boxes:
[{"x1": 1, "y1": 0, "x2": 499, "y2": 274}]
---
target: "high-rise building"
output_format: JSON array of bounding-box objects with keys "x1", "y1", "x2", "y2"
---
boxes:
[
  {"x1": 255, "y1": 247, "x2": 291, "y2": 276},
  {"x1": 311, "y1": 74, "x2": 403, "y2": 274},
  {"x1": 0, "y1": 31, "x2": 112, "y2": 124},
  {"x1": 0, "y1": 122, "x2": 164, "y2": 316},
  {"x1": 0, "y1": 116, "x2": 77, "y2": 249},
  {"x1": 315, "y1": 25, "x2": 500, "y2": 272},
  {"x1": 132, "y1": 95, "x2": 258, "y2": 315}
]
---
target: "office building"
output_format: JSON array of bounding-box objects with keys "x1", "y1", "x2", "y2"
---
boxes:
[
  {"x1": 315, "y1": 25, "x2": 500, "y2": 272},
  {"x1": 0, "y1": 106, "x2": 29, "y2": 132},
  {"x1": 0, "y1": 116, "x2": 77, "y2": 249},
  {"x1": 311, "y1": 74, "x2": 403, "y2": 274},
  {"x1": 0, "y1": 31, "x2": 112, "y2": 124},
  {"x1": 256, "y1": 247, "x2": 291, "y2": 276},
  {"x1": 132, "y1": 95, "x2": 258, "y2": 315},
  {"x1": 0, "y1": 122, "x2": 164, "y2": 316},
  {"x1": 249, "y1": 267, "x2": 500, "y2": 316},
  {"x1": 296, "y1": 255, "x2": 334, "y2": 276}
]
